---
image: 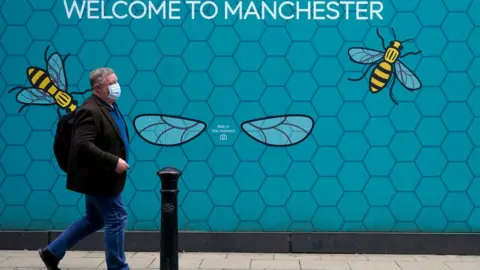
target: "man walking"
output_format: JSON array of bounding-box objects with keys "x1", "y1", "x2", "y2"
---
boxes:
[{"x1": 39, "y1": 67, "x2": 130, "y2": 270}]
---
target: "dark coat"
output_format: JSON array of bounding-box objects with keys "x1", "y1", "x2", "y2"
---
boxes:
[{"x1": 66, "y1": 94, "x2": 129, "y2": 196}]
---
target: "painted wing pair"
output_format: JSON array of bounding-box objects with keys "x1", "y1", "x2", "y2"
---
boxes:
[{"x1": 133, "y1": 114, "x2": 314, "y2": 147}]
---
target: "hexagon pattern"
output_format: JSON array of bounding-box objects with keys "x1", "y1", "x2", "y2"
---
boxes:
[{"x1": 0, "y1": 1, "x2": 479, "y2": 233}]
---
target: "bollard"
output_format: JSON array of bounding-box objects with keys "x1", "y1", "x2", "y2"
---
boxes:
[{"x1": 157, "y1": 167, "x2": 182, "y2": 270}]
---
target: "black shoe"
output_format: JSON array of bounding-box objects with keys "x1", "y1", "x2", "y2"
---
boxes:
[{"x1": 38, "y1": 248, "x2": 61, "y2": 270}]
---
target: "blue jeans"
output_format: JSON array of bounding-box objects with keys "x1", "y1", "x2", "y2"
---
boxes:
[{"x1": 48, "y1": 194, "x2": 129, "y2": 270}]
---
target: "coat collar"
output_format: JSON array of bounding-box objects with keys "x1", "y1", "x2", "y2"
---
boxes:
[{"x1": 91, "y1": 95, "x2": 125, "y2": 143}]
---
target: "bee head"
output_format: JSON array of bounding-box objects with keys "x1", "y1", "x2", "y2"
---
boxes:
[{"x1": 390, "y1": 41, "x2": 402, "y2": 50}]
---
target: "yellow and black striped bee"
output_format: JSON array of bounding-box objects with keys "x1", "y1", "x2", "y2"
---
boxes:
[
  {"x1": 348, "y1": 28, "x2": 422, "y2": 104},
  {"x1": 9, "y1": 46, "x2": 89, "y2": 118}
]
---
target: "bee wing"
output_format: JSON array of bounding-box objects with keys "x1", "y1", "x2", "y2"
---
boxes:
[
  {"x1": 133, "y1": 114, "x2": 206, "y2": 146},
  {"x1": 394, "y1": 60, "x2": 422, "y2": 91},
  {"x1": 46, "y1": 52, "x2": 67, "y2": 91},
  {"x1": 241, "y1": 114, "x2": 314, "y2": 147},
  {"x1": 348, "y1": 47, "x2": 384, "y2": 64},
  {"x1": 17, "y1": 88, "x2": 55, "y2": 105}
]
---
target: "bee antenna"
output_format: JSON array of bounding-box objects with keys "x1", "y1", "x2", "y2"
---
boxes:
[
  {"x1": 390, "y1": 27, "x2": 396, "y2": 40},
  {"x1": 44, "y1": 46, "x2": 50, "y2": 63},
  {"x1": 401, "y1": 38, "x2": 414, "y2": 43}
]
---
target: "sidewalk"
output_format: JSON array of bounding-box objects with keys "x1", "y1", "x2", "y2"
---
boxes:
[{"x1": 1, "y1": 250, "x2": 480, "y2": 269}]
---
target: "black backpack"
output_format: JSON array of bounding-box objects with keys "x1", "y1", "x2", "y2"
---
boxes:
[{"x1": 53, "y1": 112, "x2": 76, "y2": 173}]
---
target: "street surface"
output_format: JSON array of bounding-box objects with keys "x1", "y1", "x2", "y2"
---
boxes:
[{"x1": 0, "y1": 250, "x2": 479, "y2": 269}]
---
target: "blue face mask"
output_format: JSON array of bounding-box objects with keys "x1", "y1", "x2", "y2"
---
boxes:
[{"x1": 108, "y1": 83, "x2": 121, "y2": 100}]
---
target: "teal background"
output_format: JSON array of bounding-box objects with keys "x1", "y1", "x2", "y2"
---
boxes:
[{"x1": 0, "y1": 0, "x2": 480, "y2": 232}]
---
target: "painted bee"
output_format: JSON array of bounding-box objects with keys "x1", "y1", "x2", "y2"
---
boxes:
[
  {"x1": 348, "y1": 28, "x2": 422, "y2": 104},
  {"x1": 9, "y1": 46, "x2": 89, "y2": 118}
]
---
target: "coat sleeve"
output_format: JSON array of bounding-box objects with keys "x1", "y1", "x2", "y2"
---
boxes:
[{"x1": 72, "y1": 108, "x2": 119, "y2": 171}]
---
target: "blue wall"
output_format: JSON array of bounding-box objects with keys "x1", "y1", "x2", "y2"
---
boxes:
[{"x1": 0, "y1": 0, "x2": 480, "y2": 232}]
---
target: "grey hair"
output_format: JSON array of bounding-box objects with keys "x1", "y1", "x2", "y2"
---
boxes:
[{"x1": 90, "y1": 67, "x2": 115, "y2": 88}]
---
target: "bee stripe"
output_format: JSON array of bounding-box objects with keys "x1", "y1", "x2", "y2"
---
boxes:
[
  {"x1": 44, "y1": 81, "x2": 53, "y2": 89},
  {"x1": 373, "y1": 72, "x2": 389, "y2": 84},
  {"x1": 46, "y1": 83, "x2": 58, "y2": 95},
  {"x1": 371, "y1": 77, "x2": 385, "y2": 87},
  {"x1": 379, "y1": 62, "x2": 392, "y2": 72},
  {"x1": 39, "y1": 75, "x2": 51, "y2": 89},
  {"x1": 35, "y1": 73, "x2": 49, "y2": 88},
  {"x1": 374, "y1": 69, "x2": 389, "y2": 80},
  {"x1": 31, "y1": 70, "x2": 44, "y2": 85}
]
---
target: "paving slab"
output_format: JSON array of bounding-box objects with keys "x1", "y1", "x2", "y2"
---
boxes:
[
  {"x1": 200, "y1": 258, "x2": 252, "y2": 269},
  {"x1": 0, "y1": 257, "x2": 50, "y2": 268},
  {"x1": 251, "y1": 259, "x2": 301, "y2": 269},
  {"x1": 457, "y1": 255, "x2": 480, "y2": 262},
  {"x1": 183, "y1": 253, "x2": 228, "y2": 259},
  {"x1": 445, "y1": 261, "x2": 480, "y2": 270},
  {"x1": 348, "y1": 261, "x2": 401, "y2": 270},
  {"x1": 365, "y1": 254, "x2": 416, "y2": 261},
  {"x1": 395, "y1": 261, "x2": 451, "y2": 270},
  {"x1": 98, "y1": 258, "x2": 156, "y2": 268},
  {"x1": 273, "y1": 254, "x2": 322, "y2": 260},
  {"x1": 83, "y1": 251, "x2": 137, "y2": 258},
  {"x1": 158, "y1": 257, "x2": 203, "y2": 269},
  {"x1": 412, "y1": 254, "x2": 461, "y2": 261},
  {"x1": 131, "y1": 252, "x2": 160, "y2": 259},
  {"x1": 320, "y1": 254, "x2": 368, "y2": 261},
  {"x1": 300, "y1": 260, "x2": 350, "y2": 270},
  {"x1": 228, "y1": 253, "x2": 274, "y2": 260}
]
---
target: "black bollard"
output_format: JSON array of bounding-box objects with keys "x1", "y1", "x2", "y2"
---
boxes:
[{"x1": 158, "y1": 167, "x2": 182, "y2": 270}]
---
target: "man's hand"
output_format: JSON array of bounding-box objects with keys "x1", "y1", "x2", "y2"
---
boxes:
[{"x1": 115, "y1": 158, "x2": 129, "y2": 173}]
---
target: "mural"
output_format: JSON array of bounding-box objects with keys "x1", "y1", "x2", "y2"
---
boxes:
[{"x1": 0, "y1": 0, "x2": 479, "y2": 233}]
